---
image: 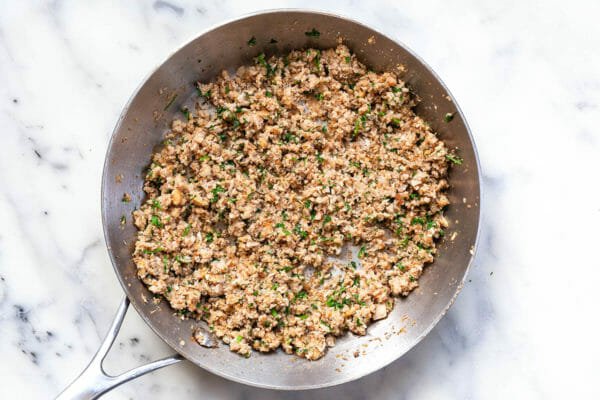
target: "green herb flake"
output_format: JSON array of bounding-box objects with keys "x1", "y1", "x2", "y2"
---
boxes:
[
  {"x1": 293, "y1": 224, "x2": 308, "y2": 239},
  {"x1": 182, "y1": 224, "x2": 191, "y2": 237},
  {"x1": 298, "y1": 314, "x2": 308, "y2": 320},
  {"x1": 270, "y1": 308, "x2": 279, "y2": 318},
  {"x1": 150, "y1": 215, "x2": 163, "y2": 228},
  {"x1": 305, "y1": 28, "x2": 320, "y2": 37},
  {"x1": 180, "y1": 107, "x2": 191, "y2": 120},
  {"x1": 265, "y1": 90, "x2": 273, "y2": 97},
  {"x1": 235, "y1": 335, "x2": 243, "y2": 342},
  {"x1": 396, "y1": 263, "x2": 406, "y2": 271},
  {"x1": 446, "y1": 154, "x2": 463, "y2": 165},
  {"x1": 295, "y1": 290, "x2": 308, "y2": 300},
  {"x1": 247, "y1": 36, "x2": 257, "y2": 46},
  {"x1": 444, "y1": 112, "x2": 455, "y2": 122},
  {"x1": 353, "y1": 119, "x2": 361, "y2": 136},
  {"x1": 256, "y1": 53, "x2": 276, "y2": 77},
  {"x1": 345, "y1": 56, "x2": 351, "y2": 64},
  {"x1": 197, "y1": 87, "x2": 211, "y2": 99},
  {"x1": 358, "y1": 245, "x2": 367, "y2": 258},
  {"x1": 411, "y1": 216, "x2": 426, "y2": 225},
  {"x1": 205, "y1": 232, "x2": 214, "y2": 243},
  {"x1": 210, "y1": 185, "x2": 226, "y2": 203}
]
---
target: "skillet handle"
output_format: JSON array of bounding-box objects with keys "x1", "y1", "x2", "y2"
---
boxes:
[{"x1": 55, "y1": 297, "x2": 183, "y2": 400}]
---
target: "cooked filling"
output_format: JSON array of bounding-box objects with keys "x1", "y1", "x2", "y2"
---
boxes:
[{"x1": 133, "y1": 44, "x2": 456, "y2": 360}]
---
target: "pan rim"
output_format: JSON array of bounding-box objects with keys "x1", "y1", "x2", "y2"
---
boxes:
[{"x1": 101, "y1": 8, "x2": 482, "y2": 391}]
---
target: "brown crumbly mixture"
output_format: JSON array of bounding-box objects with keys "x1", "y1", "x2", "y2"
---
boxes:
[{"x1": 133, "y1": 45, "x2": 452, "y2": 360}]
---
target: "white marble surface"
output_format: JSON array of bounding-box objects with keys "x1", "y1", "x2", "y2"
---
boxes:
[{"x1": 1, "y1": 1, "x2": 599, "y2": 399}]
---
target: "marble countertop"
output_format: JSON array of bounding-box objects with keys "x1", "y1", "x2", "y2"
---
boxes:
[{"x1": 1, "y1": 1, "x2": 599, "y2": 399}]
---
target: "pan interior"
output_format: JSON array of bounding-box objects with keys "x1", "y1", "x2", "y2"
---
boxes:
[{"x1": 101, "y1": 10, "x2": 480, "y2": 390}]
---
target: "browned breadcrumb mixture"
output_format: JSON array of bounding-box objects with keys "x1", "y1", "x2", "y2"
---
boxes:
[{"x1": 133, "y1": 45, "x2": 453, "y2": 360}]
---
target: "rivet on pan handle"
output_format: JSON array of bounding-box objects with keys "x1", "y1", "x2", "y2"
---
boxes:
[{"x1": 55, "y1": 297, "x2": 183, "y2": 399}]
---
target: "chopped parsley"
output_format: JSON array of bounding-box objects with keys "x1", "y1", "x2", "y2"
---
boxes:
[
  {"x1": 411, "y1": 216, "x2": 426, "y2": 225},
  {"x1": 295, "y1": 290, "x2": 308, "y2": 300},
  {"x1": 353, "y1": 118, "x2": 361, "y2": 136},
  {"x1": 326, "y1": 296, "x2": 343, "y2": 309},
  {"x1": 293, "y1": 223, "x2": 308, "y2": 239},
  {"x1": 256, "y1": 53, "x2": 276, "y2": 77},
  {"x1": 197, "y1": 87, "x2": 211, "y2": 99},
  {"x1": 446, "y1": 154, "x2": 463, "y2": 165},
  {"x1": 444, "y1": 112, "x2": 455, "y2": 122},
  {"x1": 150, "y1": 215, "x2": 163, "y2": 228},
  {"x1": 205, "y1": 232, "x2": 214, "y2": 243},
  {"x1": 357, "y1": 245, "x2": 367, "y2": 258},
  {"x1": 210, "y1": 185, "x2": 226, "y2": 203},
  {"x1": 305, "y1": 28, "x2": 320, "y2": 37},
  {"x1": 180, "y1": 107, "x2": 191, "y2": 120},
  {"x1": 320, "y1": 320, "x2": 331, "y2": 330},
  {"x1": 247, "y1": 36, "x2": 257, "y2": 46},
  {"x1": 182, "y1": 224, "x2": 191, "y2": 237}
]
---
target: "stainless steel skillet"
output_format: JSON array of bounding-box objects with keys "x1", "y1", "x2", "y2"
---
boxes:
[{"x1": 57, "y1": 9, "x2": 481, "y2": 399}]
